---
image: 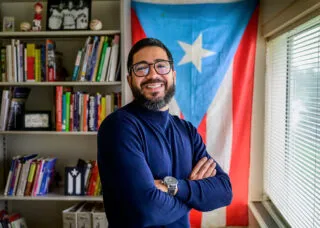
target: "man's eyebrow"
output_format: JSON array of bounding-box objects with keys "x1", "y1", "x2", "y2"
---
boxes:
[{"x1": 133, "y1": 59, "x2": 169, "y2": 65}]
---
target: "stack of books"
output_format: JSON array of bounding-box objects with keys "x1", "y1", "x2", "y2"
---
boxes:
[
  {"x1": 71, "y1": 34, "x2": 120, "y2": 82},
  {"x1": 4, "y1": 154, "x2": 57, "y2": 197},
  {"x1": 0, "y1": 210, "x2": 28, "y2": 228},
  {"x1": 55, "y1": 86, "x2": 121, "y2": 132}
]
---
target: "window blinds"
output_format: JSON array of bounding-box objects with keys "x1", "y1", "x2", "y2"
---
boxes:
[{"x1": 264, "y1": 15, "x2": 320, "y2": 228}]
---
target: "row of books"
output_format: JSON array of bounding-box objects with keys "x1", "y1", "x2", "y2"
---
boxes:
[
  {"x1": 65, "y1": 159, "x2": 101, "y2": 196},
  {"x1": 63, "y1": 202, "x2": 107, "y2": 228},
  {"x1": 72, "y1": 35, "x2": 120, "y2": 82},
  {"x1": 0, "y1": 87, "x2": 31, "y2": 131},
  {"x1": 0, "y1": 210, "x2": 27, "y2": 228},
  {"x1": 55, "y1": 86, "x2": 121, "y2": 132},
  {"x1": 0, "y1": 39, "x2": 63, "y2": 82},
  {"x1": 4, "y1": 154, "x2": 57, "y2": 197}
]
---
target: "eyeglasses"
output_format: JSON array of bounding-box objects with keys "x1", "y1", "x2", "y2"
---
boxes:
[{"x1": 130, "y1": 60, "x2": 173, "y2": 77}]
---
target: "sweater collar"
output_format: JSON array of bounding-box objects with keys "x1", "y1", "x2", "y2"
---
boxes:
[{"x1": 128, "y1": 101, "x2": 170, "y2": 128}]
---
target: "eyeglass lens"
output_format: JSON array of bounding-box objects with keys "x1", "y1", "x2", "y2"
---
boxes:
[{"x1": 133, "y1": 61, "x2": 171, "y2": 77}]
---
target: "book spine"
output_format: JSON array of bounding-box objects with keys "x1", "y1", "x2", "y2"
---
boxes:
[
  {"x1": 65, "y1": 92, "x2": 71, "y2": 131},
  {"x1": 72, "y1": 49, "x2": 82, "y2": 81},
  {"x1": 56, "y1": 86, "x2": 63, "y2": 131}
]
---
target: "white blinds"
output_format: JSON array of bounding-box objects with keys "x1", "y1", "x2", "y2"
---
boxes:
[{"x1": 264, "y1": 15, "x2": 320, "y2": 228}]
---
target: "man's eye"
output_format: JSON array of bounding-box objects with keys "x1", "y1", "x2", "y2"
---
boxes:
[{"x1": 135, "y1": 65, "x2": 148, "y2": 71}]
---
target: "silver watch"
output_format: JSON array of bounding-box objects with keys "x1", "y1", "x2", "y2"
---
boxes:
[{"x1": 163, "y1": 176, "x2": 178, "y2": 196}]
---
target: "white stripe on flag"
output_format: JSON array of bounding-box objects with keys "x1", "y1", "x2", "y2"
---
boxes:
[
  {"x1": 169, "y1": 97, "x2": 181, "y2": 117},
  {"x1": 202, "y1": 61, "x2": 234, "y2": 227}
]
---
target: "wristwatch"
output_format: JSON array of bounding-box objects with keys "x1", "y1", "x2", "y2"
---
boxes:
[{"x1": 163, "y1": 176, "x2": 178, "y2": 196}]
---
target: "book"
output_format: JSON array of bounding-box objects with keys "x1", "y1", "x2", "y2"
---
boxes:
[{"x1": 6, "y1": 87, "x2": 31, "y2": 130}]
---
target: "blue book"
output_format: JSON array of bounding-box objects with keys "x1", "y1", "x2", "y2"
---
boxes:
[{"x1": 38, "y1": 158, "x2": 57, "y2": 195}]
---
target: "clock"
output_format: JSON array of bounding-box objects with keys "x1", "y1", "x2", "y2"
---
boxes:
[{"x1": 23, "y1": 111, "x2": 52, "y2": 130}]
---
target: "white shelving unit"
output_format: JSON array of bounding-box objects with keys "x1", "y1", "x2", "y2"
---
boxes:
[{"x1": 0, "y1": 0, "x2": 131, "y2": 227}]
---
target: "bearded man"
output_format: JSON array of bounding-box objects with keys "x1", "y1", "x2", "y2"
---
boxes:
[{"x1": 97, "y1": 38, "x2": 232, "y2": 228}]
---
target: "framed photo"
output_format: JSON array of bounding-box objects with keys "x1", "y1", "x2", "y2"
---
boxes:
[
  {"x1": 3, "y1": 16, "x2": 15, "y2": 32},
  {"x1": 46, "y1": 0, "x2": 91, "y2": 31},
  {"x1": 23, "y1": 111, "x2": 52, "y2": 131}
]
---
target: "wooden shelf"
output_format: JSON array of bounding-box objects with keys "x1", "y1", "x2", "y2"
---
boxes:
[
  {"x1": 0, "y1": 131, "x2": 97, "y2": 135},
  {"x1": 0, "y1": 30, "x2": 120, "y2": 38},
  {"x1": 0, "y1": 81, "x2": 121, "y2": 86},
  {"x1": 0, "y1": 194, "x2": 102, "y2": 202}
]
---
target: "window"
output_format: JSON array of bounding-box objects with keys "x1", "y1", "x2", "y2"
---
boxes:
[{"x1": 264, "y1": 15, "x2": 320, "y2": 227}]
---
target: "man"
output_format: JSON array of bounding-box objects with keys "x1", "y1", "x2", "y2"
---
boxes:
[
  {"x1": 75, "y1": 0, "x2": 89, "y2": 29},
  {"x1": 98, "y1": 38, "x2": 232, "y2": 227},
  {"x1": 48, "y1": 2, "x2": 64, "y2": 30},
  {"x1": 61, "y1": 0, "x2": 76, "y2": 29}
]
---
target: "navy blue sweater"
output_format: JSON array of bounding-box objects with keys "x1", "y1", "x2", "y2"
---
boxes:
[{"x1": 97, "y1": 101, "x2": 232, "y2": 228}]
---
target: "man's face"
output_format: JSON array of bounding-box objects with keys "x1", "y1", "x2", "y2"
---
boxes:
[
  {"x1": 127, "y1": 46, "x2": 176, "y2": 111},
  {"x1": 68, "y1": 2, "x2": 73, "y2": 9}
]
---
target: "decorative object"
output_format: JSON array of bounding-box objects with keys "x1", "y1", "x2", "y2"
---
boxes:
[
  {"x1": 32, "y1": 2, "x2": 43, "y2": 31},
  {"x1": 47, "y1": 0, "x2": 92, "y2": 31},
  {"x1": 3, "y1": 16, "x2": 15, "y2": 32},
  {"x1": 23, "y1": 111, "x2": 51, "y2": 130},
  {"x1": 65, "y1": 167, "x2": 85, "y2": 196},
  {"x1": 20, "y1": 22, "x2": 31, "y2": 31},
  {"x1": 89, "y1": 19, "x2": 102, "y2": 31}
]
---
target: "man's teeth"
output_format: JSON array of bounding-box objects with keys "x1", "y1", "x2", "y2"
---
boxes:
[{"x1": 146, "y1": 83, "x2": 162, "y2": 88}]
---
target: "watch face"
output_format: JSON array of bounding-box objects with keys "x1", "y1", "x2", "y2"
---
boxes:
[{"x1": 164, "y1": 176, "x2": 178, "y2": 185}]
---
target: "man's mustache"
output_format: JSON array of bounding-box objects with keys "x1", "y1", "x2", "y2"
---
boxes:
[{"x1": 141, "y1": 79, "x2": 166, "y2": 87}]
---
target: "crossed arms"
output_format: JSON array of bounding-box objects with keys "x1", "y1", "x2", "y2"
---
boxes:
[{"x1": 97, "y1": 115, "x2": 232, "y2": 227}]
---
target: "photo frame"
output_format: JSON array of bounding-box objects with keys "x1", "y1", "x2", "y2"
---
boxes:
[
  {"x1": 23, "y1": 111, "x2": 52, "y2": 131},
  {"x1": 46, "y1": 0, "x2": 91, "y2": 31},
  {"x1": 3, "y1": 16, "x2": 15, "y2": 32}
]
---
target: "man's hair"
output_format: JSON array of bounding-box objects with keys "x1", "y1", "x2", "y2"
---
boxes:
[{"x1": 127, "y1": 38, "x2": 174, "y2": 74}]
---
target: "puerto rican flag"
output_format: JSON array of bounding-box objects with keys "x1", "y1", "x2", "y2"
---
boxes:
[{"x1": 131, "y1": 0, "x2": 259, "y2": 226}]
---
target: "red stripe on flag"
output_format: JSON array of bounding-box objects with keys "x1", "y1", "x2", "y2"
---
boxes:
[
  {"x1": 131, "y1": 8, "x2": 147, "y2": 45},
  {"x1": 227, "y1": 6, "x2": 259, "y2": 226}
]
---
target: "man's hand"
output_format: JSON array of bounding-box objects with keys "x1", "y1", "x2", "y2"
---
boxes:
[
  {"x1": 189, "y1": 157, "x2": 217, "y2": 180},
  {"x1": 154, "y1": 180, "x2": 178, "y2": 195},
  {"x1": 154, "y1": 180, "x2": 168, "y2": 193}
]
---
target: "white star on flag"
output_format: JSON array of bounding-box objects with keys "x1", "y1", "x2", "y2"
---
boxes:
[{"x1": 178, "y1": 33, "x2": 216, "y2": 73}]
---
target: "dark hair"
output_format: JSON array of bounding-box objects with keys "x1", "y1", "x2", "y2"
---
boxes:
[{"x1": 127, "y1": 38, "x2": 174, "y2": 74}]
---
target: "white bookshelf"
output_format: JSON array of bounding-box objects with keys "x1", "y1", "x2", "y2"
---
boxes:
[
  {"x1": 0, "y1": 131, "x2": 98, "y2": 135},
  {"x1": 0, "y1": 194, "x2": 102, "y2": 202},
  {"x1": 0, "y1": 81, "x2": 121, "y2": 86},
  {"x1": 0, "y1": 0, "x2": 129, "y2": 227},
  {"x1": 0, "y1": 30, "x2": 120, "y2": 38}
]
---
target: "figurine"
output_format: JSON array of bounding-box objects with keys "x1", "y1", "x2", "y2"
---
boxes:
[
  {"x1": 20, "y1": 22, "x2": 31, "y2": 31},
  {"x1": 32, "y1": 2, "x2": 43, "y2": 31},
  {"x1": 89, "y1": 19, "x2": 102, "y2": 31}
]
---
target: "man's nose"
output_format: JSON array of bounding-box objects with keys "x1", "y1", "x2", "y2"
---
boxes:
[{"x1": 146, "y1": 65, "x2": 158, "y2": 78}]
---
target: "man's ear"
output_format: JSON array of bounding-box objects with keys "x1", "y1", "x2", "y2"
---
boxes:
[{"x1": 172, "y1": 70, "x2": 176, "y2": 83}]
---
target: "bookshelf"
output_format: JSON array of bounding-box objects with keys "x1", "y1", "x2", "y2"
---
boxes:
[{"x1": 0, "y1": 0, "x2": 131, "y2": 227}]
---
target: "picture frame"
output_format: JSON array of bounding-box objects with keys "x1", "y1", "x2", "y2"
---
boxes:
[
  {"x1": 3, "y1": 16, "x2": 15, "y2": 32},
  {"x1": 46, "y1": 0, "x2": 91, "y2": 31},
  {"x1": 23, "y1": 111, "x2": 52, "y2": 131}
]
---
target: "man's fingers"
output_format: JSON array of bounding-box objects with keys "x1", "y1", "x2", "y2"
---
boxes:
[
  {"x1": 203, "y1": 162, "x2": 216, "y2": 178},
  {"x1": 190, "y1": 157, "x2": 208, "y2": 178},
  {"x1": 211, "y1": 168, "x2": 217, "y2": 177},
  {"x1": 197, "y1": 159, "x2": 214, "y2": 178}
]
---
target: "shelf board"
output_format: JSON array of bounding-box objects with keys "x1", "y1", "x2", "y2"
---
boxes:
[
  {"x1": 0, "y1": 30, "x2": 120, "y2": 38},
  {"x1": 0, "y1": 81, "x2": 121, "y2": 86},
  {"x1": 0, "y1": 131, "x2": 97, "y2": 135},
  {"x1": 0, "y1": 194, "x2": 102, "y2": 202}
]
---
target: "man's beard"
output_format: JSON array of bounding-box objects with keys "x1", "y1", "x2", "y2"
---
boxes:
[{"x1": 131, "y1": 80, "x2": 175, "y2": 111}]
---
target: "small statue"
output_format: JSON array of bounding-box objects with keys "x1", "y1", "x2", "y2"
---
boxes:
[{"x1": 32, "y1": 2, "x2": 43, "y2": 31}]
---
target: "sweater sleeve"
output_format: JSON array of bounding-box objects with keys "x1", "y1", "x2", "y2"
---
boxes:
[
  {"x1": 98, "y1": 113, "x2": 190, "y2": 227},
  {"x1": 175, "y1": 122, "x2": 233, "y2": 211}
]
